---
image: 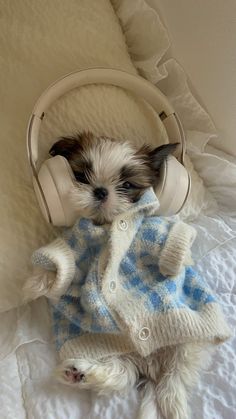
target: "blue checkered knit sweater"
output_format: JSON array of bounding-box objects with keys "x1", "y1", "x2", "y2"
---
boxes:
[{"x1": 32, "y1": 188, "x2": 230, "y2": 360}]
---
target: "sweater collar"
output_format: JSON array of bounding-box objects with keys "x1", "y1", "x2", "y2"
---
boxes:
[
  {"x1": 133, "y1": 187, "x2": 159, "y2": 210},
  {"x1": 118, "y1": 187, "x2": 160, "y2": 219}
]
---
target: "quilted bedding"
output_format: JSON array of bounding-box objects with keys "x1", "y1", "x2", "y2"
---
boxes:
[{"x1": 0, "y1": 1, "x2": 235, "y2": 418}]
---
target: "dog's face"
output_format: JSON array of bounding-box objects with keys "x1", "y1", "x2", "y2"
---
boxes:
[{"x1": 50, "y1": 132, "x2": 177, "y2": 224}]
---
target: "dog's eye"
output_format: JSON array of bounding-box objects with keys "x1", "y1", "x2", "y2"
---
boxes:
[
  {"x1": 74, "y1": 172, "x2": 89, "y2": 184},
  {"x1": 122, "y1": 181, "x2": 134, "y2": 189}
]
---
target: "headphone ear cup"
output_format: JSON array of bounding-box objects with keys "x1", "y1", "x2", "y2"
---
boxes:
[
  {"x1": 155, "y1": 156, "x2": 191, "y2": 215},
  {"x1": 36, "y1": 155, "x2": 76, "y2": 226}
]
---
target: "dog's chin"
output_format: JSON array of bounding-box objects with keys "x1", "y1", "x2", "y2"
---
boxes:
[
  {"x1": 76, "y1": 207, "x2": 127, "y2": 225},
  {"x1": 70, "y1": 186, "x2": 133, "y2": 225},
  {"x1": 89, "y1": 200, "x2": 132, "y2": 225}
]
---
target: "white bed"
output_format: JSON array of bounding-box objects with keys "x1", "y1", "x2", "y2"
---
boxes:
[{"x1": 0, "y1": 1, "x2": 235, "y2": 418}]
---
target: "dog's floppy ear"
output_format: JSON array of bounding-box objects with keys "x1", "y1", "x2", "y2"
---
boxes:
[
  {"x1": 148, "y1": 143, "x2": 179, "y2": 172},
  {"x1": 49, "y1": 136, "x2": 81, "y2": 160}
]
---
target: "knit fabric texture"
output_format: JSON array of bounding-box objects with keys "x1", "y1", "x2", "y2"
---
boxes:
[{"x1": 32, "y1": 188, "x2": 231, "y2": 360}]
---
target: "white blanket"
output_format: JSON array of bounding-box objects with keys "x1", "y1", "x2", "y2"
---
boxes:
[{"x1": 0, "y1": 1, "x2": 235, "y2": 418}]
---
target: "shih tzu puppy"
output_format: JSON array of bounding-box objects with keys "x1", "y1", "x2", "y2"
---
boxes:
[
  {"x1": 23, "y1": 132, "x2": 230, "y2": 419},
  {"x1": 49, "y1": 131, "x2": 177, "y2": 224}
]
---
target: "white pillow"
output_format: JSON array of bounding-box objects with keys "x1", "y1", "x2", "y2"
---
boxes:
[{"x1": 0, "y1": 0, "x2": 166, "y2": 312}]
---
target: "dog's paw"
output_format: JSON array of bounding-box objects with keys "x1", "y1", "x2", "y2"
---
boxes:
[
  {"x1": 22, "y1": 268, "x2": 56, "y2": 303},
  {"x1": 64, "y1": 366, "x2": 85, "y2": 384},
  {"x1": 55, "y1": 360, "x2": 86, "y2": 386},
  {"x1": 55, "y1": 357, "x2": 138, "y2": 394}
]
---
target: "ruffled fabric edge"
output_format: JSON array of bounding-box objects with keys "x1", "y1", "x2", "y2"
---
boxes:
[{"x1": 111, "y1": 0, "x2": 217, "y2": 151}]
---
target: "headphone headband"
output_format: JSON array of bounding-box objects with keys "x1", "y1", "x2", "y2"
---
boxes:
[
  {"x1": 27, "y1": 68, "x2": 189, "y2": 226},
  {"x1": 27, "y1": 68, "x2": 186, "y2": 169}
]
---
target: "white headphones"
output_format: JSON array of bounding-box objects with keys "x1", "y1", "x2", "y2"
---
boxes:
[{"x1": 27, "y1": 68, "x2": 190, "y2": 227}]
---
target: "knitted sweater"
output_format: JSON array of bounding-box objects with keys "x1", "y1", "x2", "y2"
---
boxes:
[{"x1": 32, "y1": 188, "x2": 231, "y2": 361}]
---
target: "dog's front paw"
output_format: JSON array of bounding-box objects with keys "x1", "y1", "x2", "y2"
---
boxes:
[{"x1": 22, "y1": 267, "x2": 56, "y2": 303}]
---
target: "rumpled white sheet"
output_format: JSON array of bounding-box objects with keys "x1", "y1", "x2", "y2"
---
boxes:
[{"x1": 0, "y1": 0, "x2": 235, "y2": 418}]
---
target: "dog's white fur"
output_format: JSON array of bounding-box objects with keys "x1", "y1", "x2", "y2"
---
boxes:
[
  {"x1": 53, "y1": 342, "x2": 212, "y2": 419},
  {"x1": 22, "y1": 267, "x2": 57, "y2": 303},
  {"x1": 69, "y1": 139, "x2": 138, "y2": 223},
  {"x1": 23, "y1": 137, "x2": 213, "y2": 418}
]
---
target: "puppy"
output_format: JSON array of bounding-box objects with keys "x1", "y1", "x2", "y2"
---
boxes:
[
  {"x1": 49, "y1": 131, "x2": 178, "y2": 224},
  {"x1": 23, "y1": 132, "x2": 223, "y2": 419}
]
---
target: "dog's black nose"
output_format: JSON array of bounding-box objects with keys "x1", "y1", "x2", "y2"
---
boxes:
[{"x1": 93, "y1": 187, "x2": 108, "y2": 201}]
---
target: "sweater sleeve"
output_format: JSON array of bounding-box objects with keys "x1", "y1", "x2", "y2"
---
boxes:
[
  {"x1": 32, "y1": 237, "x2": 76, "y2": 297},
  {"x1": 159, "y1": 221, "x2": 196, "y2": 276}
]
